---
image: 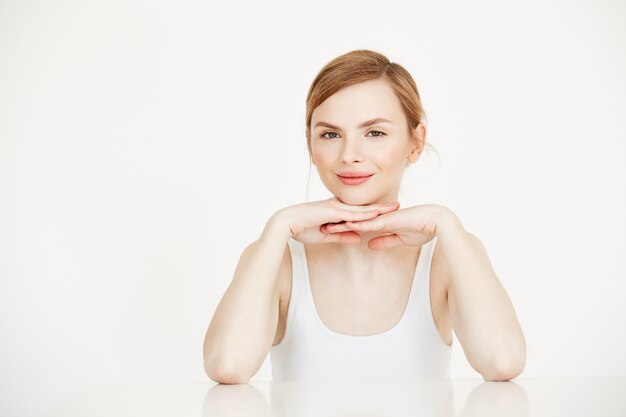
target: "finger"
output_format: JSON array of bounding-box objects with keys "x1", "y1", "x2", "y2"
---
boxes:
[
  {"x1": 323, "y1": 231, "x2": 362, "y2": 244},
  {"x1": 382, "y1": 201, "x2": 401, "y2": 209},
  {"x1": 375, "y1": 204, "x2": 400, "y2": 215},
  {"x1": 345, "y1": 217, "x2": 386, "y2": 232},
  {"x1": 326, "y1": 209, "x2": 379, "y2": 227},
  {"x1": 325, "y1": 204, "x2": 397, "y2": 229},
  {"x1": 370, "y1": 202, "x2": 400, "y2": 212},
  {"x1": 348, "y1": 209, "x2": 382, "y2": 221},
  {"x1": 361, "y1": 202, "x2": 400, "y2": 216},
  {"x1": 323, "y1": 210, "x2": 381, "y2": 233},
  {"x1": 322, "y1": 222, "x2": 352, "y2": 234},
  {"x1": 368, "y1": 234, "x2": 404, "y2": 250}
]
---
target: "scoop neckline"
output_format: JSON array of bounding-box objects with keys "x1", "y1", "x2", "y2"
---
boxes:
[{"x1": 300, "y1": 241, "x2": 426, "y2": 339}]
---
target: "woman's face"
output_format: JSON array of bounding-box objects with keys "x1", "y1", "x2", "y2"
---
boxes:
[{"x1": 310, "y1": 78, "x2": 425, "y2": 206}]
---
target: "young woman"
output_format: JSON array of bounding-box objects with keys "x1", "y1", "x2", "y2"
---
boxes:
[{"x1": 203, "y1": 49, "x2": 526, "y2": 383}]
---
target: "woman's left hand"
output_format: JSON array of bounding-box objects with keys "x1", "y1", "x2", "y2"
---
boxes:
[{"x1": 321, "y1": 204, "x2": 458, "y2": 250}]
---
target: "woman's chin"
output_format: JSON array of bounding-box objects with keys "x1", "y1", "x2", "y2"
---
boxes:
[
  {"x1": 335, "y1": 195, "x2": 371, "y2": 206},
  {"x1": 334, "y1": 193, "x2": 386, "y2": 206}
]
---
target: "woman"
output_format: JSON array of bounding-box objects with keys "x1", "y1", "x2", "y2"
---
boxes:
[{"x1": 203, "y1": 49, "x2": 526, "y2": 383}]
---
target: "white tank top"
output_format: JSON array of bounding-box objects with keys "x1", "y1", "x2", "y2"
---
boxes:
[{"x1": 270, "y1": 236, "x2": 452, "y2": 381}]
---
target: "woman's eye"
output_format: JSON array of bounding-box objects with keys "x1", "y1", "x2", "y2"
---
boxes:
[
  {"x1": 320, "y1": 130, "x2": 386, "y2": 139},
  {"x1": 367, "y1": 130, "x2": 386, "y2": 137}
]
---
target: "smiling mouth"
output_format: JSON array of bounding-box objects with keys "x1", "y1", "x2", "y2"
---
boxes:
[{"x1": 337, "y1": 174, "x2": 373, "y2": 185}]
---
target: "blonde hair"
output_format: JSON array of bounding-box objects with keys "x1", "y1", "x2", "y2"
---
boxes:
[{"x1": 305, "y1": 49, "x2": 436, "y2": 159}]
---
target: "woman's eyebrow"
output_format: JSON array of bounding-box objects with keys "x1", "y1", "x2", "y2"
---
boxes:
[{"x1": 313, "y1": 118, "x2": 393, "y2": 130}]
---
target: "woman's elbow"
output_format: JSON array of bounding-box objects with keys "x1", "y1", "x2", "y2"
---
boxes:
[
  {"x1": 204, "y1": 359, "x2": 250, "y2": 384},
  {"x1": 483, "y1": 356, "x2": 526, "y2": 381}
]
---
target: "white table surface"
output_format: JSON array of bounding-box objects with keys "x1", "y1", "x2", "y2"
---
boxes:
[{"x1": 45, "y1": 377, "x2": 626, "y2": 417}]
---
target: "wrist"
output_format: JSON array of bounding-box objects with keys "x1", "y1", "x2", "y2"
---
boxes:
[
  {"x1": 434, "y1": 207, "x2": 466, "y2": 240},
  {"x1": 265, "y1": 209, "x2": 295, "y2": 240}
]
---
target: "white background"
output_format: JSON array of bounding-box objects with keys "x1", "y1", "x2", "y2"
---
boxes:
[{"x1": 1, "y1": 0, "x2": 625, "y2": 416}]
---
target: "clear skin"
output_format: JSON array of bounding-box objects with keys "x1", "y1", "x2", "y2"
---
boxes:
[
  {"x1": 203, "y1": 78, "x2": 526, "y2": 384},
  {"x1": 307, "y1": 77, "x2": 428, "y2": 267},
  {"x1": 310, "y1": 78, "x2": 422, "y2": 207},
  {"x1": 301, "y1": 78, "x2": 525, "y2": 379}
]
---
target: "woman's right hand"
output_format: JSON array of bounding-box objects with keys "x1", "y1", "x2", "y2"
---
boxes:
[{"x1": 270, "y1": 197, "x2": 400, "y2": 245}]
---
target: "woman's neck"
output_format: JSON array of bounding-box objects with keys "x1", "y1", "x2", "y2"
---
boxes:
[{"x1": 308, "y1": 232, "x2": 417, "y2": 283}]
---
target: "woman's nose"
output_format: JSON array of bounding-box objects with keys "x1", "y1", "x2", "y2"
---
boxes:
[{"x1": 339, "y1": 138, "x2": 364, "y2": 163}]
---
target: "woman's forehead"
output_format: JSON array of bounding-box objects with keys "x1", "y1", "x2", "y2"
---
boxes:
[{"x1": 311, "y1": 80, "x2": 404, "y2": 128}]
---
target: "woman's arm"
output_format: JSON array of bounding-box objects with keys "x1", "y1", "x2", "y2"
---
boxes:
[
  {"x1": 203, "y1": 199, "x2": 399, "y2": 383},
  {"x1": 436, "y1": 210, "x2": 526, "y2": 381},
  {"x1": 321, "y1": 203, "x2": 526, "y2": 381},
  {"x1": 203, "y1": 215, "x2": 292, "y2": 384}
]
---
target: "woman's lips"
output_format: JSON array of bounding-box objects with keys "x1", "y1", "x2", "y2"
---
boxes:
[{"x1": 337, "y1": 174, "x2": 374, "y2": 185}]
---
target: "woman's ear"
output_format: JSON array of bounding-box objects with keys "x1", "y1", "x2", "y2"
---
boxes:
[{"x1": 407, "y1": 123, "x2": 427, "y2": 163}]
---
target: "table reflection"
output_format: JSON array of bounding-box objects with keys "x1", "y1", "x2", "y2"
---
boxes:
[{"x1": 201, "y1": 379, "x2": 529, "y2": 417}]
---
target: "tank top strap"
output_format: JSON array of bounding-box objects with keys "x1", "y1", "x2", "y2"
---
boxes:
[
  {"x1": 285, "y1": 238, "x2": 306, "y2": 335},
  {"x1": 271, "y1": 236, "x2": 452, "y2": 381},
  {"x1": 286, "y1": 237, "x2": 437, "y2": 336},
  {"x1": 413, "y1": 236, "x2": 439, "y2": 327},
  {"x1": 396, "y1": 236, "x2": 436, "y2": 320},
  {"x1": 416, "y1": 236, "x2": 437, "y2": 298}
]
